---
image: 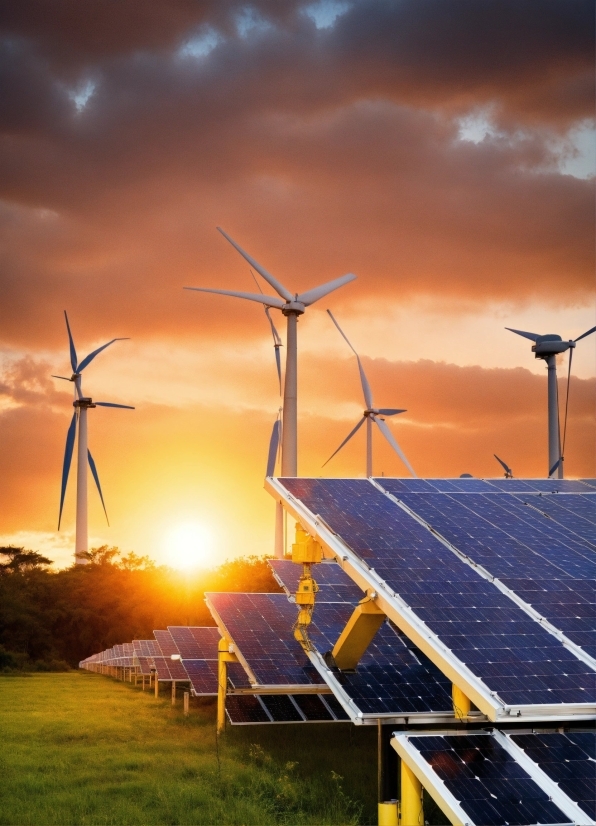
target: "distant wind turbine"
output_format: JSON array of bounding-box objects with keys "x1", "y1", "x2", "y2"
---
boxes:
[
  {"x1": 494, "y1": 454, "x2": 513, "y2": 478},
  {"x1": 53, "y1": 312, "x2": 134, "y2": 564},
  {"x1": 324, "y1": 310, "x2": 416, "y2": 478},
  {"x1": 507, "y1": 324, "x2": 596, "y2": 478}
]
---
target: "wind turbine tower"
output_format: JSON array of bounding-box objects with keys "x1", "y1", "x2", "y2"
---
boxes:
[
  {"x1": 54, "y1": 312, "x2": 134, "y2": 564},
  {"x1": 507, "y1": 324, "x2": 595, "y2": 478}
]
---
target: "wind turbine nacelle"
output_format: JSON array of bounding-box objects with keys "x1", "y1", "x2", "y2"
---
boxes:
[
  {"x1": 532, "y1": 335, "x2": 573, "y2": 358},
  {"x1": 282, "y1": 300, "x2": 306, "y2": 316}
]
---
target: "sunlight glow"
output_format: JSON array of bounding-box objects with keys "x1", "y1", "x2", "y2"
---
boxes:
[{"x1": 164, "y1": 522, "x2": 214, "y2": 570}]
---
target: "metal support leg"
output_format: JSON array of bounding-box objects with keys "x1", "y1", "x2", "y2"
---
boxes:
[
  {"x1": 378, "y1": 722, "x2": 399, "y2": 826},
  {"x1": 400, "y1": 761, "x2": 423, "y2": 826}
]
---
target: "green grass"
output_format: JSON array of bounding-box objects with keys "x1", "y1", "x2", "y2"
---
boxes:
[{"x1": 0, "y1": 672, "x2": 378, "y2": 825}]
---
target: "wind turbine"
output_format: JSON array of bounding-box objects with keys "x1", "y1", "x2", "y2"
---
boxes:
[
  {"x1": 53, "y1": 312, "x2": 134, "y2": 564},
  {"x1": 186, "y1": 228, "x2": 356, "y2": 476},
  {"x1": 324, "y1": 310, "x2": 416, "y2": 478},
  {"x1": 507, "y1": 324, "x2": 596, "y2": 478},
  {"x1": 494, "y1": 454, "x2": 513, "y2": 478}
]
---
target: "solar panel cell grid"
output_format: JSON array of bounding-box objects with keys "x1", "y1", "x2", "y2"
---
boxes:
[
  {"x1": 279, "y1": 478, "x2": 596, "y2": 708},
  {"x1": 291, "y1": 694, "x2": 334, "y2": 721},
  {"x1": 226, "y1": 694, "x2": 271, "y2": 724},
  {"x1": 260, "y1": 694, "x2": 303, "y2": 722},
  {"x1": 510, "y1": 731, "x2": 596, "y2": 820},
  {"x1": 269, "y1": 559, "x2": 364, "y2": 603},
  {"x1": 380, "y1": 486, "x2": 596, "y2": 658},
  {"x1": 153, "y1": 630, "x2": 179, "y2": 656},
  {"x1": 408, "y1": 734, "x2": 570, "y2": 826},
  {"x1": 168, "y1": 626, "x2": 220, "y2": 659},
  {"x1": 183, "y1": 659, "x2": 218, "y2": 695}
]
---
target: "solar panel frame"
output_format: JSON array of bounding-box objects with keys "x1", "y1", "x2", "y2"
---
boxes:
[
  {"x1": 266, "y1": 476, "x2": 596, "y2": 722},
  {"x1": 167, "y1": 626, "x2": 220, "y2": 660}
]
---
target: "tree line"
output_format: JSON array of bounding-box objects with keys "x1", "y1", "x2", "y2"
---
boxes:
[{"x1": 0, "y1": 546, "x2": 280, "y2": 670}]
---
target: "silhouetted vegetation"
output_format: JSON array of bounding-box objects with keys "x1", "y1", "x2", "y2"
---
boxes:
[{"x1": 0, "y1": 547, "x2": 281, "y2": 670}]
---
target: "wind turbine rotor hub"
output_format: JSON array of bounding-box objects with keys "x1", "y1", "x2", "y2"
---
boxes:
[{"x1": 281, "y1": 301, "x2": 306, "y2": 316}]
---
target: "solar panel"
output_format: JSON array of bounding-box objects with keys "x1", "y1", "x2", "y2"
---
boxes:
[
  {"x1": 269, "y1": 558, "x2": 364, "y2": 602},
  {"x1": 226, "y1": 694, "x2": 271, "y2": 724},
  {"x1": 152, "y1": 656, "x2": 189, "y2": 681},
  {"x1": 380, "y1": 485, "x2": 596, "y2": 658},
  {"x1": 136, "y1": 656, "x2": 154, "y2": 675},
  {"x1": 168, "y1": 626, "x2": 219, "y2": 659},
  {"x1": 260, "y1": 694, "x2": 304, "y2": 722},
  {"x1": 153, "y1": 630, "x2": 179, "y2": 656},
  {"x1": 270, "y1": 477, "x2": 596, "y2": 719},
  {"x1": 183, "y1": 658, "x2": 218, "y2": 695},
  {"x1": 581, "y1": 479, "x2": 596, "y2": 491},
  {"x1": 135, "y1": 639, "x2": 161, "y2": 657},
  {"x1": 206, "y1": 591, "x2": 453, "y2": 719},
  {"x1": 520, "y1": 494, "x2": 596, "y2": 540},
  {"x1": 509, "y1": 731, "x2": 595, "y2": 821},
  {"x1": 291, "y1": 693, "x2": 334, "y2": 720},
  {"x1": 395, "y1": 732, "x2": 579, "y2": 826}
]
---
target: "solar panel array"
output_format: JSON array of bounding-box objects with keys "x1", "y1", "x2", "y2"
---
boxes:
[
  {"x1": 394, "y1": 730, "x2": 595, "y2": 826},
  {"x1": 270, "y1": 559, "x2": 365, "y2": 603},
  {"x1": 274, "y1": 477, "x2": 596, "y2": 716},
  {"x1": 207, "y1": 590, "x2": 454, "y2": 718}
]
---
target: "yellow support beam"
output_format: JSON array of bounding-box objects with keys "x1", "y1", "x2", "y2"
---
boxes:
[
  {"x1": 331, "y1": 592, "x2": 386, "y2": 671},
  {"x1": 217, "y1": 637, "x2": 239, "y2": 734},
  {"x1": 452, "y1": 683, "x2": 471, "y2": 720},
  {"x1": 400, "y1": 762, "x2": 423, "y2": 826}
]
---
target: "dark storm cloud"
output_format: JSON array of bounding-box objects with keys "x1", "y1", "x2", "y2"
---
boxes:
[{"x1": 0, "y1": 0, "x2": 592, "y2": 349}]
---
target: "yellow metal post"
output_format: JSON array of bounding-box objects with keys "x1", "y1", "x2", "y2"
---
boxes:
[
  {"x1": 217, "y1": 637, "x2": 239, "y2": 734},
  {"x1": 154, "y1": 672, "x2": 159, "y2": 698},
  {"x1": 378, "y1": 802, "x2": 399, "y2": 826},
  {"x1": 183, "y1": 691, "x2": 189, "y2": 716},
  {"x1": 400, "y1": 762, "x2": 423, "y2": 826},
  {"x1": 452, "y1": 683, "x2": 471, "y2": 720},
  {"x1": 171, "y1": 681, "x2": 176, "y2": 705},
  {"x1": 332, "y1": 592, "x2": 385, "y2": 670}
]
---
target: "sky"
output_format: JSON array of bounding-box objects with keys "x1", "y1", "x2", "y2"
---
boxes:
[{"x1": 0, "y1": 0, "x2": 594, "y2": 569}]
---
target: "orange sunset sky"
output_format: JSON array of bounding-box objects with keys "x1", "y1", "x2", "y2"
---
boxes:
[{"x1": 0, "y1": 0, "x2": 594, "y2": 569}]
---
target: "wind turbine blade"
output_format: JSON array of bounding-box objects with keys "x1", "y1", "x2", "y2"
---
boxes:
[
  {"x1": 88, "y1": 450, "x2": 109, "y2": 525},
  {"x1": 505, "y1": 327, "x2": 540, "y2": 342},
  {"x1": 77, "y1": 338, "x2": 130, "y2": 372},
  {"x1": 264, "y1": 307, "x2": 282, "y2": 346},
  {"x1": 494, "y1": 454, "x2": 512, "y2": 476},
  {"x1": 327, "y1": 310, "x2": 373, "y2": 408},
  {"x1": 217, "y1": 227, "x2": 294, "y2": 301},
  {"x1": 298, "y1": 273, "x2": 356, "y2": 306},
  {"x1": 64, "y1": 311, "x2": 78, "y2": 373},
  {"x1": 95, "y1": 402, "x2": 135, "y2": 409},
  {"x1": 266, "y1": 419, "x2": 281, "y2": 477},
  {"x1": 184, "y1": 286, "x2": 285, "y2": 310},
  {"x1": 52, "y1": 375, "x2": 72, "y2": 381},
  {"x1": 377, "y1": 408, "x2": 406, "y2": 416},
  {"x1": 322, "y1": 417, "x2": 366, "y2": 468},
  {"x1": 574, "y1": 324, "x2": 596, "y2": 343},
  {"x1": 58, "y1": 411, "x2": 77, "y2": 530},
  {"x1": 374, "y1": 416, "x2": 417, "y2": 477},
  {"x1": 274, "y1": 347, "x2": 282, "y2": 394}
]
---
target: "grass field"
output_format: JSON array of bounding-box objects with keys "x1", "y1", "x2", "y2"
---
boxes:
[{"x1": 0, "y1": 671, "x2": 379, "y2": 825}]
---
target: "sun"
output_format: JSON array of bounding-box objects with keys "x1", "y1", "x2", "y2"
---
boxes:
[{"x1": 164, "y1": 522, "x2": 214, "y2": 571}]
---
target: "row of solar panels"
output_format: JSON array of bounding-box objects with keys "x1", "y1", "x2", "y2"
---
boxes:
[
  {"x1": 78, "y1": 623, "x2": 350, "y2": 725},
  {"x1": 265, "y1": 477, "x2": 596, "y2": 723}
]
